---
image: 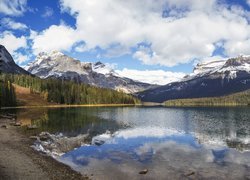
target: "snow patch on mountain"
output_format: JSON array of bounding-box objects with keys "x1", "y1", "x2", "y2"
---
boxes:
[
  {"x1": 25, "y1": 51, "x2": 155, "y2": 93},
  {"x1": 184, "y1": 56, "x2": 250, "y2": 81},
  {"x1": 92, "y1": 61, "x2": 119, "y2": 77},
  {"x1": 136, "y1": 55, "x2": 250, "y2": 103}
]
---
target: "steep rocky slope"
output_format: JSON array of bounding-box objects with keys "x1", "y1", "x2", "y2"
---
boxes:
[
  {"x1": 0, "y1": 45, "x2": 29, "y2": 74},
  {"x1": 25, "y1": 51, "x2": 155, "y2": 93}
]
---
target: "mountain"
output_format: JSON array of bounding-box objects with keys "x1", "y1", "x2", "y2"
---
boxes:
[
  {"x1": 137, "y1": 56, "x2": 250, "y2": 103},
  {"x1": 25, "y1": 51, "x2": 155, "y2": 93},
  {"x1": 0, "y1": 45, "x2": 29, "y2": 74}
]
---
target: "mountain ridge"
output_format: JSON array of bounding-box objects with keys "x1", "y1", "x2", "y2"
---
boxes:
[
  {"x1": 0, "y1": 45, "x2": 29, "y2": 75},
  {"x1": 24, "y1": 51, "x2": 156, "y2": 93},
  {"x1": 136, "y1": 56, "x2": 250, "y2": 103}
]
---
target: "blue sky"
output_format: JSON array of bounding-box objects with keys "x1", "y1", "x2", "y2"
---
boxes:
[{"x1": 1, "y1": 0, "x2": 250, "y2": 84}]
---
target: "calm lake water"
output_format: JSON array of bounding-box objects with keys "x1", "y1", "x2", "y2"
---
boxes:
[{"x1": 10, "y1": 107, "x2": 250, "y2": 179}]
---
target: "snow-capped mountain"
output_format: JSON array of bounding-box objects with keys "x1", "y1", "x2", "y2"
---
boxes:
[
  {"x1": 92, "y1": 61, "x2": 118, "y2": 76},
  {"x1": 137, "y1": 56, "x2": 250, "y2": 102},
  {"x1": 186, "y1": 56, "x2": 250, "y2": 80},
  {"x1": 25, "y1": 51, "x2": 155, "y2": 93},
  {"x1": 0, "y1": 45, "x2": 29, "y2": 74}
]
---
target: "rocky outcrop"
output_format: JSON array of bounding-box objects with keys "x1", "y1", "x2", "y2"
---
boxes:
[
  {"x1": 25, "y1": 51, "x2": 156, "y2": 93},
  {"x1": 0, "y1": 45, "x2": 29, "y2": 74}
]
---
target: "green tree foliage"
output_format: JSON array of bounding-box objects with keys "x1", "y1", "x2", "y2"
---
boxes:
[
  {"x1": 0, "y1": 75, "x2": 16, "y2": 107},
  {"x1": 165, "y1": 90, "x2": 250, "y2": 107},
  {"x1": 0, "y1": 74, "x2": 140, "y2": 107}
]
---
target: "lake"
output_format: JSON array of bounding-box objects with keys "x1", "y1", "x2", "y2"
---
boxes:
[{"x1": 8, "y1": 106, "x2": 250, "y2": 179}]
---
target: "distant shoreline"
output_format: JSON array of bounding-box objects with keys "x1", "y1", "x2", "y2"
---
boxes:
[
  {"x1": 2, "y1": 103, "x2": 250, "y2": 110},
  {"x1": 0, "y1": 104, "x2": 140, "y2": 110}
]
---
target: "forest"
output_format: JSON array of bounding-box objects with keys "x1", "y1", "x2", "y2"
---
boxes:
[
  {"x1": 0, "y1": 73, "x2": 140, "y2": 107},
  {"x1": 164, "y1": 90, "x2": 250, "y2": 106},
  {"x1": 0, "y1": 75, "x2": 16, "y2": 107}
]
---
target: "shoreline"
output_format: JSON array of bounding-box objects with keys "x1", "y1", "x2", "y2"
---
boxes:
[
  {"x1": 0, "y1": 103, "x2": 140, "y2": 110},
  {"x1": 2, "y1": 103, "x2": 250, "y2": 110},
  {"x1": 0, "y1": 116, "x2": 88, "y2": 180}
]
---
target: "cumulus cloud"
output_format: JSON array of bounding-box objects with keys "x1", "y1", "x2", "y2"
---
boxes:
[
  {"x1": 1, "y1": 18, "x2": 28, "y2": 30},
  {"x1": 0, "y1": 31, "x2": 27, "y2": 54},
  {"x1": 0, "y1": 31, "x2": 29, "y2": 64},
  {"x1": 104, "y1": 45, "x2": 131, "y2": 58},
  {"x1": 42, "y1": 6, "x2": 54, "y2": 18},
  {"x1": 116, "y1": 68, "x2": 185, "y2": 85},
  {"x1": 0, "y1": 0, "x2": 27, "y2": 16},
  {"x1": 31, "y1": 24, "x2": 78, "y2": 54},
  {"x1": 13, "y1": 52, "x2": 29, "y2": 64},
  {"x1": 56, "y1": 0, "x2": 250, "y2": 66}
]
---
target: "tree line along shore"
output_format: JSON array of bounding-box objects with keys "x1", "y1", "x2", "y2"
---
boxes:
[
  {"x1": 1, "y1": 73, "x2": 250, "y2": 108},
  {"x1": 0, "y1": 73, "x2": 140, "y2": 108},
  {"x1": 164, "y1": 90, "x2": 250, "y2": 107}
]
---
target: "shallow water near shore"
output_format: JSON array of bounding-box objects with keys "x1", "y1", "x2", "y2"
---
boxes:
[{"x1": 5, "y1": 106, "x2": 250, "y2": 179}]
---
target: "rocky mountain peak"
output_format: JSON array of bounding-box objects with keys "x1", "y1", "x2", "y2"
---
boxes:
[
  {"x1": 191, "y1": 56, "x2": 250, "y2": 79},
  {"x1": 0, "y1": 45, "x2": 29, "y2": 74},
  {"x1": 0, "y1": 45, "x2": 13, "y2": 64},
  {"x1": 25, "y1": 51, "x2": 155, "y2": 93},
  {"x1": 137, "y1": 55, "x2": 250, "y2": 103},
  {"x1": 193, "y1": 60, "x2": 226, "y2": 75},
  {"x1": 93, "y1": 61, "x2": 105, "y2": 67},
  {"x1": 223, "y1": 56, "x2": 250, "y2": 67}
]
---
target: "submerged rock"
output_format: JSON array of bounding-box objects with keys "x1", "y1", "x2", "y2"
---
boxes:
[
  {"x1": 39, "y1": 132, "x2": 52, "y2": 141},
  {"x1": 31, "y1": 132, "x2": 89, "y2": 157},
  {"x1": 93, "y1": 139, "x2": 105, "y2": 146},
  {"x1": 91, "y1": 130, "x2": 112, "y2": 146}
]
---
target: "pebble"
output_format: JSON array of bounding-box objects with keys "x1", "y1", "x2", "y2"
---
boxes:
[
  {"x1": 27, "y1": 125, "x2": 38, "y2": 130},
  {"x1": 30, "y1": 136, "x2": 38, "y2": 140},
  {"x1": 1, "y1": 125, "x2": 7, "y2": 129},
  {"x1": 139, "y1": 169, "x2": 148, "y2": 175},
  {"x1": 13, "y1": 122, "x2": 21, "y2": 126},
  {"x1": 185, "y1": 171, "x2": 195, "y2": 176}
]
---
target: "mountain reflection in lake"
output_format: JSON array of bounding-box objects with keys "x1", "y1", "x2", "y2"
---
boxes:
[{"x1": 14, "y1": 107, "x2": 250, "y2": 179}]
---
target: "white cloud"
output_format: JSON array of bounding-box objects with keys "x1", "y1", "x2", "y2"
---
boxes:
[
  {"x1": 116, "y1": 68, "x2": 185, "y2": 85},
  {"x1": 104, "y1": 45, "x2": 130, "y2": 58},
  {"x1": 13, "y1": 52, "x2": 29, "y2": 64},
  {"x1": 0, "y1": 31, "x2": 27, "y2": 54},
  {"x1": 224, "y1": 39, "x2": 250, "y2": 56},
  {"x1": 194, "y1": 55, "x2": 226, "y2": 65},
  {"x1": 29, "y1": 30, "x2": 38, "y2": 39},
  {"x1": 247, "y1": 0, "x2": 250, "y2": 6},
  {"x1": 0, "y1": 0, "x2": 27, "y2": 16},
  {"x1": 57, "y1": 0, "x2": 250, "y2": 66},
  {"x1": 31, "y1": 24, "x2": 78, "y2": 54},
  {"x1": 42, "y1": 6, "x2": 54, "y2": 18},
  {"x1": 1, "y1": 18, "x2": 28, "y2": 30}
]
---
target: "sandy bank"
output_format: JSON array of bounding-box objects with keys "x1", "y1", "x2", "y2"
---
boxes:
[{"x1": 0, "y1": 116, "x2": 88, "y2": 180}]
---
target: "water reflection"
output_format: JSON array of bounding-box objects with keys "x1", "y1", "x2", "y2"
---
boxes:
[
  {"x1": 15, "y1": 107, "x2": 126, "y2": 139},
  {"x1": 10, "y1": 106, "x2": 250, "y2": 179},
  {"x1": 61, "y1": 127, "x2": 250, "y2": 179}
]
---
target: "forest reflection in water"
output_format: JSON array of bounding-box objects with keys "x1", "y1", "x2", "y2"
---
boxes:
[{"x1": 11, "y1": 106, "x2": 250, "y2": 179}]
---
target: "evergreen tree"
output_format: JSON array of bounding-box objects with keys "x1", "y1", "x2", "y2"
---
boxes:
[{"x1": 0, "y1": 73, "x2": 140, "y2": 107}]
